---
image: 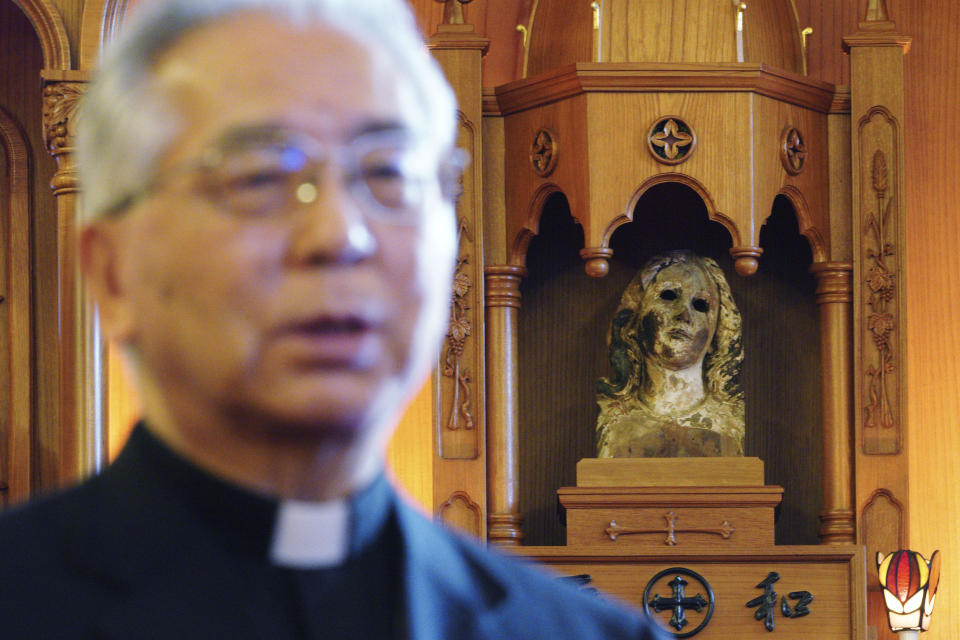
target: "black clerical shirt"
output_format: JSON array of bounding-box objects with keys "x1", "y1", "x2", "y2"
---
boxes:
[{"x1": 126, "y1": 424, "x2": 405, "y2": 639}]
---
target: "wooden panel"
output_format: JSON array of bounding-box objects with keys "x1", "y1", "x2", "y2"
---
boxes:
[
  {"x1": 792, "y1": 0, "x2": 859, "y2": 85},
  {"x1": 897, "y1": 4, "x2": 960, "y2": 640},
  {"x1": 510, "y1": 545, "x2": 866, "y2": 640},
  {"x1": 1, "y1": 0, "x2": 60, "y2": 496}
]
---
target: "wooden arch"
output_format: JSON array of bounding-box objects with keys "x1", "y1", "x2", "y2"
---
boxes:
[
  {"x1": 509, "y1": 181, "x2": 568, "y2": 267},
  {"x1": 10, "y1": 0, "x2": 70, "y2": 70},
  {"x1": 603, "y1": 173, "x2": 742, "y2": 248},
  {"x1": 79, "y1": 0, "x2": 130, "y2": 69},
  {"x1": 776, "y1": 185, "x2": 828, "y2": 263},
  {"x1": 0, "y1": 107, "x2": 34, "y2": 503}
]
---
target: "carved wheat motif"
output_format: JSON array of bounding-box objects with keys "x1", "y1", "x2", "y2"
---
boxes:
[
  {"x1": 443, "y1": 217, "x2": 474, "y2": 430},
  {"x1": 864, "y1": 150, "x2": 895, "y2": 431}
]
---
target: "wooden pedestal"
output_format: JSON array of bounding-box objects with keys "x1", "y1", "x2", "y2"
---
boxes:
[
  {"x1": 560, "y1": 485, "x2": 783, "y2": 550},
  {"x1": 524, "y1": 459, "x2": 866, "y2": 638},
  {"x1": 509, "y1": 545, "x2": 867, "y2": 639}
]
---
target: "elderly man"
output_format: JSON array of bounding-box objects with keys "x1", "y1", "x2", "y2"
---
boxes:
[{"x1": 0, "y1": 1, "x2": 664, "y2": 638}]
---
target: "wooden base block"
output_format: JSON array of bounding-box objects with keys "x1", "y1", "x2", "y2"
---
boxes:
[
  {"x1": 559, "y1": 486, "x2": 783, "y2": 550},
  {"x1": 576, "y1": 457, "x2": 765, "y2": 487}
]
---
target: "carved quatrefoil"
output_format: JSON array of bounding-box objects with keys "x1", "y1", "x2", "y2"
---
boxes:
[
  {"x1": 780, "y1": 126, "x2": 806, "y2": 175},
  {"x1": 530, "y1": 128, "x2": 558, "y2": 177},
  {"x1": 647, "y1": 116, "x2": 696, "y2": 165}
]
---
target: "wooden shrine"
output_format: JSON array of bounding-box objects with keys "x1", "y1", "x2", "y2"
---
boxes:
[
  {"x1": 427, "y1": 0, "x2": 908, "y2": 637},
  {"x1": 0, "y1": 0, "x2": 924, "y2": 638}
]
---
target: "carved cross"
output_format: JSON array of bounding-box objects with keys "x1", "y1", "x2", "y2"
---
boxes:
[
  {"x1": 649, "y1": 575, "x2": 708, "y2": 632},
  {"x1": 435, "y1": 0, "x2": 474, "y2": 25},
  {"x1": 605, "y1": 511, "x2": 735, "y2": 546}
]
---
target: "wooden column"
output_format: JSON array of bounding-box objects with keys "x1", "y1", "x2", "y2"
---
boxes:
[
  {"x1": 484, "y1": 265, "x2": 525, "y2": 545},
  {"x1": 844, "y1": 3, "x2": 911, "y2": 637},
  {"x1": 811, "y1": 262, "x2": 854, "y2": 544},
  {"x1": 41, "y1": 71, "x2": 105, "y2": 486}
]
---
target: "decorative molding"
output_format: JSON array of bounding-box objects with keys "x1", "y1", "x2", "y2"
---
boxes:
[
  {"x1": 11, "y1": 0, "x2": 71, "y2": 70},
  {"x1": 811, "y1": 262, "x2": 853, "y2": 305},
  {"x1": 509, "y1": 182, "x2": 563, "y2": 267},
  {"x1": 647, "y1": 116, "x2": 695, "y2": 165},
  {"x1": 437, "y1": 490, "x2": 482, "y2": 538},
  {"x1": 780, "y1": 126, "x2": 806, "y2": 175},
  {"x1": 493, "y1": 63, "x2": 836, "y2": 116},
  {"x1": 529, "y1": 128, "x2": 558, "y2": 176},
  {"x1": 79, "y1": 0, "x2": 130, "y2": 70},
  {"x1": 829, "y1": 87, "x2": 852, "y2": 114},
  {"x1": 484, "y1": 266, "x2": 525, "y2": 309},
  {"x1": 860, "y1": 489, "x2": 905, "y2": 590},
  {"x1": 778, "y1": 185, "x2": 828, "y2": 262},
  {"x1": 487, "y1": 512, "x2": 525, "y2": 546},
  {"x1": 610, "y1": 173, "x2": 739, "y2": 248}
]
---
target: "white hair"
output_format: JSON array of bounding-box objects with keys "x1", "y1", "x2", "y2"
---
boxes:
[{"x1": 76, "y1": 0, "x2": 458, "y2": 220}]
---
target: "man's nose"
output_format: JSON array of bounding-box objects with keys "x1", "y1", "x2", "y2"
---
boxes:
[
  {"x1": 675, "y1": 306, "x2": 692, "y2": 323},
  {"x1": 285, "y1": 176, "x2": 377, "y2": 265}
]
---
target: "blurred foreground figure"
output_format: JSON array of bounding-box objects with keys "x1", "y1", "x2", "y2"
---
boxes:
[{"x1": 0, "y1": 1, "x2": 664, "y2": 637}]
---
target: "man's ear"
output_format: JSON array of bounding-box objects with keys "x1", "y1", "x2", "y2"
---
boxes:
[{"x1": 79, "y1": 220, "x2": 135, "y2": 343}]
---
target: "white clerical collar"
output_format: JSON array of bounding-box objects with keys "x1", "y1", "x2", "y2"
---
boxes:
[{"x1": 269, "y1": 498, "x2": 350, "y2": 569}]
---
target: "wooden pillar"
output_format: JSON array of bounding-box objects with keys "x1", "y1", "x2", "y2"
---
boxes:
[
  {"x1": 41, "y1": 71, "x2": 105, "y2": 486},
  {"x1": 844, "y1": 4, "x2": 911, "y2": 636},
  {"x1": 811, "y1": 262, "x2": 854, "y2": 544},
  {"x1": 484, "y1": 265, "x2": 525, "y2": 545},
  {"x1": 428, "y1": 7, "x2": 491, "y2": 541}
]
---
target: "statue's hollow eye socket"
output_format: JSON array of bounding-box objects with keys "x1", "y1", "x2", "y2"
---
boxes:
[
  {"x1": 659, "y1": 289, "x2": 678, "y2": 301},
  {"x1": 692, "y1": 298, "x2": 709, "y2": 313}
]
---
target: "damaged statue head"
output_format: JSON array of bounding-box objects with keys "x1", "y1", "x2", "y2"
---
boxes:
[{"x1": 596, "y1": 251, "x2": 744, "y2": 457}]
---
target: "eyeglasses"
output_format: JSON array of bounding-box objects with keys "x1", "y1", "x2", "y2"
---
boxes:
[{"x1": 101, "y1": 125, "x2": 468, "y2": 225}]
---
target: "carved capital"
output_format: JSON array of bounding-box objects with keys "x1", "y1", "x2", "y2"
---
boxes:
[
  {"x1": 484, "y1": 265, "x2": 526, "y2": 309},
  {"x1": 810, "y1": 262, "x2": 853, "y2": 305},
  {"x1": 41, "y1": 81, "x2": 84, "y2": 156}
]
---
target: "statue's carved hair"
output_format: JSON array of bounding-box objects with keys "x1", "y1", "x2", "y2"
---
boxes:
[{"x1": 597, "y1": 250, "x2": 744, "y2": 402}]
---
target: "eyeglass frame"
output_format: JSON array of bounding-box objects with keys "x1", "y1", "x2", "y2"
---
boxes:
[{"x1": 95, "y1": 123, "x2": 468, "y2": 224}]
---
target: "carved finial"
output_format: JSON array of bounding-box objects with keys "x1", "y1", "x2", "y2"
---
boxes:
[
  {"x1": 865, "y1": 0, "x2": 889, "y2": 22},
  {"x1": 436, "y1": 0, "x2": 474, "y2": 25}
]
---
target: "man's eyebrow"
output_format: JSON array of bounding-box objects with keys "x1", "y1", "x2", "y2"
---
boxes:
[
  {"x1": 349, "y1": 119, "x2": 416, "y2": 141},
  {"x1": 213, "y1": 124, "x2": 294, "y2": 149}
]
